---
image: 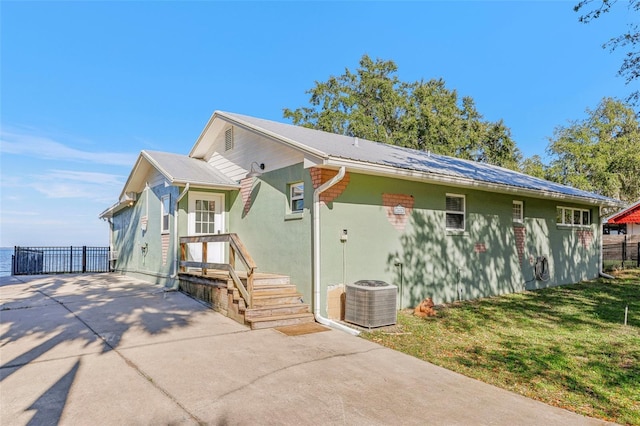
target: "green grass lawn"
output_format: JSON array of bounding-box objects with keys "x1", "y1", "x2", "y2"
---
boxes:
[{"x1": 362, "y1": 269, "x2": 640, "y2": 425}]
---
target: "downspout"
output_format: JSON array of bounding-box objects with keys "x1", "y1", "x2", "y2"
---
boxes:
[
  {"x1": 170, "y1": 183, "x2": 190, "y2": 283},
  {"x1": 313, "y1": 166, "x2": 360, "y2": 336},
  {"x1": 598, "y1": 205, "x2": 615, "y2": 279}
]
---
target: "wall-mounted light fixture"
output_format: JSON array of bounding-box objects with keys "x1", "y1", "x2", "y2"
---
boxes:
[
  {"x1": 122, "y1": 192, "x2": 137, "y2": 207},
  {"x1": 246, "y1": 162, "x2": 265, "y2": 178}
]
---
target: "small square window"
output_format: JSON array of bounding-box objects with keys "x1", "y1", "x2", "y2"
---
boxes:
[
  {"x1": 513, "y1": 201, "x2": 523, "y2": 223},
  {"x1": 290, "y1": 182, "x2": 304, "y2": 213},
  {"x1": 446, "y1": 194, "x2": 465, "y2": 231}
]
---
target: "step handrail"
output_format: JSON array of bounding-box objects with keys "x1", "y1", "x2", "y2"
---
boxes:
[{"x1": 179, "y1": 233, "x2": 256, "y2": 307}]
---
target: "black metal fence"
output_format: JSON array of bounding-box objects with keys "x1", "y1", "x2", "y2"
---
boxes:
[
  {"x1": 12, "y1": 246, "x2": 111, "y2": 275},
  {"x1": 603, "y1": 239, "x2": 640, "y2": 270}
]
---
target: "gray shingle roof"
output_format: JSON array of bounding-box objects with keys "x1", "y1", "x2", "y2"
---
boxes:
[{"x1": 221, "y1": 112, "x2": 619, "y2": 205}]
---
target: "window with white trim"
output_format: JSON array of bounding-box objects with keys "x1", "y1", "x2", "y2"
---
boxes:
[
  {"x1": 556, "y1": 206, "x2": 591, "y2": 226},
  {"x1": 446, "y1": 194, "x2": 465, "y2": 231},
  {"x1": 513, "y1": 200, "x2": 523, "y2": 223},
  {"x1": 161, "y1": 195, "x2": 171, "y2": 234},
  {"x1": 289, "y1": 182, "x2": 304, "y2": 213}
]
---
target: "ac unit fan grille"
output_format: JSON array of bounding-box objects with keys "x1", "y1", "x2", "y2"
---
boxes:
[{"x1": 344, "y1": 280, "x2": 397, "y2": 328}]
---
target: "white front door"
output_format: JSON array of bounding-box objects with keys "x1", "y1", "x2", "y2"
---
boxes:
[{"x1": 187, "y1": 192, "x2": 225, "y2": 265}]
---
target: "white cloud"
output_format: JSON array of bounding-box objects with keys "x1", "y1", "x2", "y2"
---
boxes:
[
  {"x1": 27, "y1": 170, "x2": 124, "y2": 203},
  {"x1": 0, "y1": 129, "x2": 137, "y2": 166},
  {"x1": 43, "y1": 170, "x2": 124, "y2": 186}
]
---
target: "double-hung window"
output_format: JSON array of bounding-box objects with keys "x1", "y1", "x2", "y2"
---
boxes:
[
  {"x1": 161, "y1": 195, "x2": 171, "y2": 233},
  {"x1": 446, "y1": 194, "x2": 465, "y2": 231},
  {"x1": 513, "y1": 200, "x2": 523, "y2": 223},
  {"x1": 290, "y1": 182, "x2": 304, "y2": 213}
]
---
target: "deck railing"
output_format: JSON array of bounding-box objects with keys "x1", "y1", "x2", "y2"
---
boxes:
[{"x1": 179, "y1": 233, "x2": 257, "y2": 308}]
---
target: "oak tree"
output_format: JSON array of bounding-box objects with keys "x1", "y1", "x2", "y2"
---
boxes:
[
  {"x1": 575, "y1": 0, "x2": 640, "y2": 105},
  {"x1": 284, "y1": 55, "x2": 521, "y2": 170},
  {"x1": 547, "y1": 97, "x2": 640, "y2": 202}
]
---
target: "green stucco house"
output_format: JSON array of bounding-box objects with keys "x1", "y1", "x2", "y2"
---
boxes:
[{"x1": 100, "y1": 111, "x2": 621, "y2": 331}]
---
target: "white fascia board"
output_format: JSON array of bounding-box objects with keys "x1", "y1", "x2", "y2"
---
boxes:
[
  {"x1": 324, "y1": 157, "x2": 622, "y2": 208},
  {"x1": 170, "y1": 180, "x2": 241, "y2": 190},
  {"x1": 115, "y1": 152, "x2": 147, "y2": 202},
  {"x1": 189, "y1": 111, "x2": 219, "y2": 158},
  {"x1": 303, "y1": 153, "x2": 325, "y2": 168},
  {"x1": 99, "y1": 200, "x2": 129, "y2": 219}
]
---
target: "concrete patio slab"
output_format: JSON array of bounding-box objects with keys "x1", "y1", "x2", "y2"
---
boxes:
[{"x1": 0, "y1": 274, "x2": 615, "y2": 425}]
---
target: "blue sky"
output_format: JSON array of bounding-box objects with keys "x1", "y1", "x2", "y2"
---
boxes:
[{"x1": 0, "y1": 1, "x2": 634, "y2": 247}]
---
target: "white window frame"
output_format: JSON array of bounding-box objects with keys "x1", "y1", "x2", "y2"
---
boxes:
[
  {"x1": 556, "y1": 206, "x2": 591, "y2": 227},
  {"x1": 513, "y1": 200, "x2": 524, "y2": 223},
  {"x1": 161, "y1": 194, "x2": 171, "y2": 234},
  {"x1": 446, "y1": 194, "x2": 465, "y2": 232},
  {"x1": 289, "y1": 182, "x2": 304, "y2": 214}
]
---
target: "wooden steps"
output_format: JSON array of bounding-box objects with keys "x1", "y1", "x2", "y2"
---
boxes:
[
  {"x1": 247, "y1": 313, "x2": 315, "y2": 330},
  {"x1": 220, "y1": 271, "x2": 314, "y2": 330},
  {"x1": 177, "y1": 234, "x2": 314, "y2": 330}
]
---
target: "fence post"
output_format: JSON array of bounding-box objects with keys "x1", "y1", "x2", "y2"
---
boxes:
[
  {"x1": 82, "y1": 246, "x2": 87, "y2": 273},
  {"x1": 69, "y1": 246, "x2": 73, "y2": 273},
  {"x1": 637, "y1": 242, "x2": 639, "y2": 268},
  {"x1": 622, "y1": 236, "x2": 627, "y2": 268}
]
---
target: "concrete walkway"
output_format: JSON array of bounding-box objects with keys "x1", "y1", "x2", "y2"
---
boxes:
[{"x1": 0, "y1": 274, "x2": 613, "y2": 425}]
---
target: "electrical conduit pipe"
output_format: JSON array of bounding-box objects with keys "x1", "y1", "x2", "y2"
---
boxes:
[
  {"x1": 313, "y1": 166, "x2": 360, "y2": 336},
  {"x1": 171, "y1": 183, "x2": 190, "y2": 284}
]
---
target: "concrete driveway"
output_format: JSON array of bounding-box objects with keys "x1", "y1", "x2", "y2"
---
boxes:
[{"x1": 0, "y1": 273, "x2": 612, "y2": 425}]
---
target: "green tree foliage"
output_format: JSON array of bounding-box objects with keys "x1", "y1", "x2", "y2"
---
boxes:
[
  {"x1": 547, "y1": 97, "x2": 640, "y2": 202},
  {"x1": 283, "y1": 55, "x2": 521, "y2": 170},
  {"x1": 575, "y1": 0, "x2": 640, "y2": 105},
  {"x1": 520, "y1": 155, "x2": 549, "y2": 180}
]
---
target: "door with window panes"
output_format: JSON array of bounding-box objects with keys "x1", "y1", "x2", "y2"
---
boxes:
[{"x1": 187, "y1": 192, "x2": 225, "y2": 266}]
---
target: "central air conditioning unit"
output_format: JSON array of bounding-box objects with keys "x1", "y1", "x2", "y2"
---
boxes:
[{"x1": 344, "y1": 280, "x2": 397, "y2": 328}]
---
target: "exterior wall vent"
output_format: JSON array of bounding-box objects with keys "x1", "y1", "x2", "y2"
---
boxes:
[
  {"x1": 225, "y1": 128, "x2": 234, "y2": 151},
  {"x1": 344, "y1": 280, "x2": 397, "y2": 328}
]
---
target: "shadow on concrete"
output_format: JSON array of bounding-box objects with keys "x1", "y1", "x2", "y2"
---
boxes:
[
  {"x1": 26, "y1": 360, "x2": 80, "y2": 426},
  {"x1": 0, "y1": 273, "x2": 207, "y2": 421}
]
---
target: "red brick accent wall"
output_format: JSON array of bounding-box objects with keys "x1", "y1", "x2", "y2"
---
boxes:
[
  {"x1": 382, "y1": 193, "x2": 414, "y2": 231},
  {"x1": 577, "y1": 229, "x2": 593, "y2": 249},
  {"x1": 514, "y1": 226, "x2": 526, "y2": 264},
  {"x1": 240, "y1": 177, "x2": 253, "y2": 215},
  {"x1": 474, "y1": 243, "x2": 487, "y2": 253},
  {"x1": 310, "y1": 167, "x2": 351, "y2": 204}
]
